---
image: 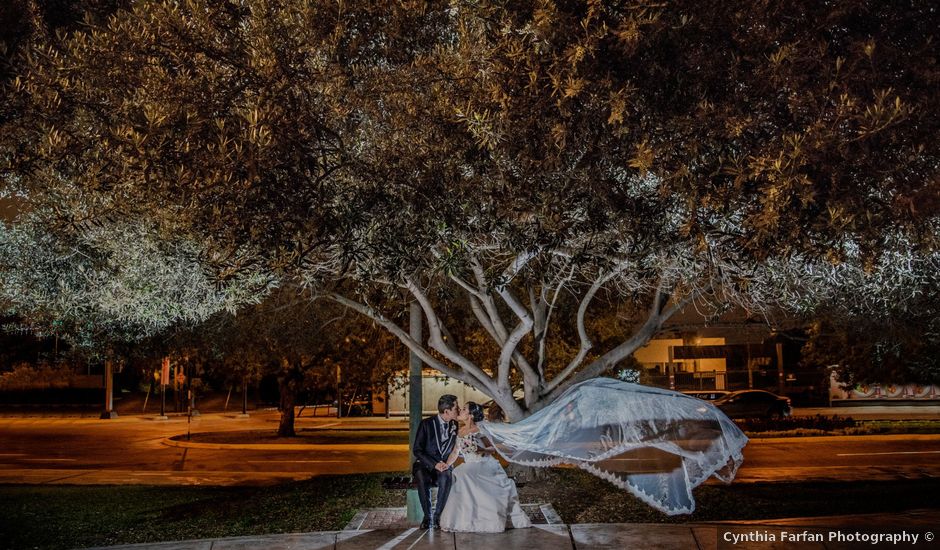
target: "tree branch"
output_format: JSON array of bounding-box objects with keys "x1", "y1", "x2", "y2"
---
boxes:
[
  {"x1": 449, "y1": 272, "x2": 486, "y2": 301},
  {"x1": 530, "y1": 285, "x2": 547, "y2": 374},
  {"x1": 542, "y1": 272, "x2": 714, "y2": 404},
  {"x1": 494, "y1": 284, "x2": 540, "y2": 387},
  {"x1": 501, "y1": 250, "x2": 537, "y2": 283},
  {"x1": 461, "y1": 260, "x2": 539, "y2": 389},
  {"x1": 544, "y1": 261, "x2": 632, "y2": 393},
  {"x1": 326, "y1": 292, "x2": 479, "y2": 387},
  {"x1": 538, "y1": 263, "x2": 574, "y2": 374},
  {"x1": 469, "y1": 294, "x2": 502, "y2": 345},
  {"x1": 327, "y1": 291, "x2": 491, "y2": 393},
  {"x1": 404, "y1": 277, "x2": 496, "y2": 392},
  {"x1": 470, "y1": 257, "x2": 510, "y2": 342}
]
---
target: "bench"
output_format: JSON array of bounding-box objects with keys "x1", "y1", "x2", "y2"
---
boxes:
[{"x1": 381, "y1": 475, "x2": 525, "y2": 490}]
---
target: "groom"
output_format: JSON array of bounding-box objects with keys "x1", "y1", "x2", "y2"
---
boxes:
[{"x1": 412, "y1": 394, "x2": 459, "y2": 529}]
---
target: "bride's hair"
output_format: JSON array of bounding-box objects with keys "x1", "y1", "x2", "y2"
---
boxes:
[{"x1": 467, "y1": 402, "x2": 485, "y2": 423}]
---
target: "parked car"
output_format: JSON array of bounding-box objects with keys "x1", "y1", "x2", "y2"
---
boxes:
[
  {"x1": 681, "y1": 390, "x2": 730, "y2": 401},
  {"x1": 713, "y1": 390, "x2": 792, "y2": 419}
]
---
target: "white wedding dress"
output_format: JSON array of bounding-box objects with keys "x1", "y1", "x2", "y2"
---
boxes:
[{"x1": 438, "y1": 431, "x2": 532, "y2": 533}]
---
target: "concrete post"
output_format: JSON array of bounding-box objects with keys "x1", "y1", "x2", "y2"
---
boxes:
[
  {"x1": 406, "y1": 301, "x2": 424, "y2": 522},
  {"x1": 100, "y1": 359, "x2": 118, "y2": 419}
]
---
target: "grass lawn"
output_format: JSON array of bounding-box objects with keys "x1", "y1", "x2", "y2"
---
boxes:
[
  {"x1": 2, "y1": 471, "x2": 939, "y2": 549},
  {"x1": 0, "y1": 474, "x2": 400, "y2": 550}
]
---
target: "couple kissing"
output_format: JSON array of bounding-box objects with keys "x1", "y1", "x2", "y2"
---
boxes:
[{"x1": 411, "y1": 394, "x2": 531, "y2": 533}]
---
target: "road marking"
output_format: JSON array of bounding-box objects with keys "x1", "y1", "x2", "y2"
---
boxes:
[
  {"x1": 407, "y1": 529, "x2": 430, "y2": 550},
  {"x1": 245, "y1": 460, "x2": 350, "y2": 463},
  {"x1": 836, "y1": 450, "x2": 940, "y2": 457},
  {"x1": 43, "y1": 471, "x2": 91, "y2": 483},
  {"x1": 21, "y1": 458, "x2": 77, "y2": 462},
  {"x1": 0, "y1": 453, "x2": 27, "y2": 456},
  {"x1": 310, "y1": 422, "x2": 340, "y2": 429},
  {"x1": 377, "y1": 527, "x2": 418, "y2": 550}
]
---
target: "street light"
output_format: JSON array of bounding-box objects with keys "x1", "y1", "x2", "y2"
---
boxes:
[{"x1": 239, "y1": 374, "x2": 250, "y2": 418}]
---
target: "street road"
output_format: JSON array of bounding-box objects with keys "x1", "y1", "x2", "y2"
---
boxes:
[
  {"x1": 0, "y1": 410, "x2": 937, "y2": 486},
  {"x1": 0, "y1": 412, "x2": 410, "y2": 485},
  {"x1": 733, "y1": 434, "x2": 940, "y2": 483}
]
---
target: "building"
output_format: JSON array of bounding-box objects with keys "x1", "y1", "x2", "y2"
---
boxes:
[{"x1": 382, "y1": 373, "x2": 493, "y2": 416}]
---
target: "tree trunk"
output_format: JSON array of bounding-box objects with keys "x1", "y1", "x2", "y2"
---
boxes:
[
  {"x1": 492, "y1": 387, "x2": 526, "y2": 421},
  {"x1": 277, "y1": 359, "x2": 303, "y2": 437},
  {"x1": 278, "y1": 391, "x2": 296, "y2": 437}
]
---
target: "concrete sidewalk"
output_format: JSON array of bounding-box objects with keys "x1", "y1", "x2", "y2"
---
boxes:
[{"x1": 82, "y1": 509, "x2": 940, "y2": 550}]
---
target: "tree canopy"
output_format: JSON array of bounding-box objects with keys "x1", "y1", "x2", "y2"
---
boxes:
[
  {"x1": 0, "y1": 218, "x2": 270, "y2": 348},
  {"x1": 797, "y1": 240, "x2": 940, "y2": 385},
  {"x1": 2, "y1": 0, "x2": 937, "y2": 417}
]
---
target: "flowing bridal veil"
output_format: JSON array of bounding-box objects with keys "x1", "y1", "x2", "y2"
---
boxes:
[{"x1": 477, "y1": 378, "x2": 749, "y2": 515}]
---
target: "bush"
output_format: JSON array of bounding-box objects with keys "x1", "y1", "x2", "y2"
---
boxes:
[
  {"x1": 737, "y1": 414, "x2": 857, "y2": 433},
  {"x1": 0, "y1": 362, "x2": 102, "y2": 404},
  {"x1": 0, "y1": 362, "x2": 76, "y2": 391}
]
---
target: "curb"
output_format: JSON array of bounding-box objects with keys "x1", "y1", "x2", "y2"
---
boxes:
[
  {"x1": 704, "y1": 508, "x2": 939, "y2": 526},
  {"x1": 160, "y1": 437, "x2": 410, "y2": 452},
  {"x1": 745, "y1": 433, "x2": 940, "y2": 443}
]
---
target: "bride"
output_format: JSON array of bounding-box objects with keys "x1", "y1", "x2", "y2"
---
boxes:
[{"x1": 438, "y1": 402, "x2": 532, "y2": 533}]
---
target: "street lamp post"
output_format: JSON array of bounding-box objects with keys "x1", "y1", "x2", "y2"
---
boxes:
[{"x1": 239, "y1": 375, "x2": 249, "y2": 418}]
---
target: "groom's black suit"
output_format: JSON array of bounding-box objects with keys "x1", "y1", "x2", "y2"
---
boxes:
[{"x1": 412, "y1": 415, "x2": 457, "y2": 526}]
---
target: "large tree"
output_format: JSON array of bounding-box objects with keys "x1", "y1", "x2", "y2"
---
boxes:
[
  {"x1": 194, "y1": 287, "x2": 401, "y2": 435},
  {"x1": 3, "y1": 1, "x2": 937, "y2": 419}
]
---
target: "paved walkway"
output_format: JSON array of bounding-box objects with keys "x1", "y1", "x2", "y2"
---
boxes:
[
  {"x1": 82, "y1": 509, "x2": 940, "y2": 549},
  {"x1": 342, "y1": 504, "x2": 563, "y2": 530}
]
